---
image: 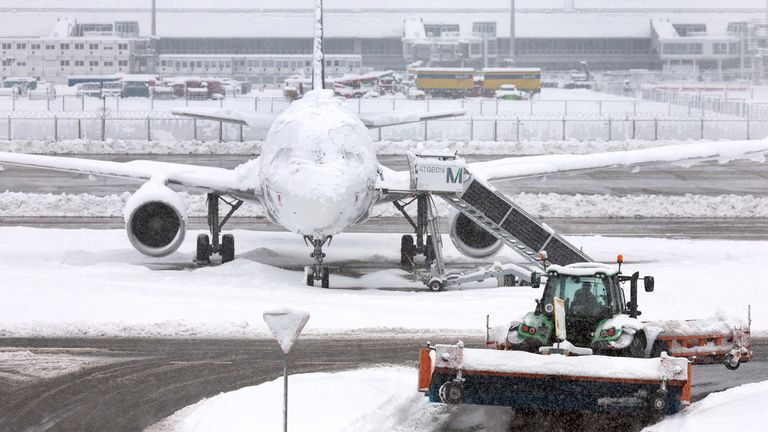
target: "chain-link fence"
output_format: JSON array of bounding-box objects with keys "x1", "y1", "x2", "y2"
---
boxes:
[{"x1": 1, "y1": 115, "x2": 764, "y2": 142}]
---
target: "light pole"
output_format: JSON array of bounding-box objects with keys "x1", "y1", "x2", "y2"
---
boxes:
[{"x1": 509, "y1": 0, "x2": 516, "y2": 64}]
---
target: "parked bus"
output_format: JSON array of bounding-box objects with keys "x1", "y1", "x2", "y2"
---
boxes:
[
  {"x1": 413, "y1": 67, "x2": 474, "y2": 98},
  {"x1": 481, "y1": 68, "x2": 542, "y2": 95}
]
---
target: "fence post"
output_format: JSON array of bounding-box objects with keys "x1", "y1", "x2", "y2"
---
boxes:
[
  {"x1": 81, "y1": 94, "x2": 85, "y2": 111},
  {"x1": 240, "y1": 124, "x2": 244, "y2": 142},
  {"x1": 632, "y1": 118, "x2": 636, "y2": 140},
  {"x1": 255, "y1": 97, "x2": 258, "y2": 112},
  {"x1": 219, "y1": 121, "x2": 223, "y2": 142},
  {"x1": 654, "y1": 118, "x2": 658, "y2": 141},
  {"x1": 607, "y1": 117, "x2": 611, "y2": 141},
  {"x1": 358, "y1": 98, "x2": 361, "y2": 113},
  {"x1": 7, "y1": 116, "x2": 10, "y2": 140},
  {"x1": 12, "y1": 94, "x2": 14, "y2": 111},
  {"x1": 378, "y1": 127, "x2": 382, "y2": 141},
  {"x1": 493, "y1": 119, "x2": 498, "y2": 142},
  {"x1": 562, "y1": 117, "x2": 566, "y2": 141},
  {"x1": 700, "y1": 117, "x2": 704, "y2": 140},
  {"x1": 147, "y1": 118, "x2": 151, "y2": 141},
  {"x1": 62, "y1": 95, "x2": 66, "y2": 111},
  {"x1": 101, "y1": 116, "x2": 105, "y2": 141},
  {"x1": 193, "y1": 118, "x2": 198, "y2": 140},
  {"x1": 151, "y1": 93, "x2": 154, "y2": 111},
  {"x1": 424, "y1": 120, "x2": 429, "y2": 141},
  {"x1": 77, "y1": 118, "x2": 82, "y2": 139},
  {"x1": 271, "y1": 97, "x2": 274, "y2": 113},
  {"x1": 516, "y1": 117, "x2": 520, "y2": 142},
  {"x1": 747, "y1": 118, "x2": 750, "y2": 140},
  {"x1": 54, "y1": 116, "x2": 58, "y2": 141},
  {"x1": 116, "y1": 96, "x2": 119, "y2": 113}
]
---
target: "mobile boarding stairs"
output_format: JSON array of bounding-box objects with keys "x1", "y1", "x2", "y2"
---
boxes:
[{"x1": 394, "y1": 150, "x2": 591, "y2": 291}]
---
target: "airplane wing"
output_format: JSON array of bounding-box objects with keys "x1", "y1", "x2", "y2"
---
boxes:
[
  {"x1": 375, "y1": 139, "x2": 768, "y2": 197},
  {"x1": 467, "y1": 139, "x2": 768, "y2": 182},
  {"x1": 356, "y1": 109, "x2": 465, "y2": 128},
  {"x1": 0, "y1": 151, "x2": 261, "y2": 198},
  {"x1": 170, "y1": 107, "x2": 276, "y2": 131},
  {"x1": 172, "y1": 107, "x2": 465, "y2": 129}
]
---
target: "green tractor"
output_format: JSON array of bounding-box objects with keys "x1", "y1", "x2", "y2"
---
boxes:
[{"x1": 506, "y1": 260, "x2": 661, "y2": 358}]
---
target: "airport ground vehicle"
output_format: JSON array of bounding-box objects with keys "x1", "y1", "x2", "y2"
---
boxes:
[
  {"x1": 2, "y1": 76, "x2": 38, "y2": 95},
  {"x1": 417, "y1": 259, "x2": 752, "y2": 420}
]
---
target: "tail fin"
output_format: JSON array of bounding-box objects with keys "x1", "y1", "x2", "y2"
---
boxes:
[{"x1": 312, "y1": 0, "x2": 325, "y2": 90}]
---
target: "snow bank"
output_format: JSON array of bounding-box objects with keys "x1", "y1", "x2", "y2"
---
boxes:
[
  {"x1": 3, "y1": 191, "x2": 768, "y2": 218},
  {"x1": 147, "y1": 367, "x2": 440, "y2": 432},
  {"x1": 641, "y1": 381, "x2": 768, "y2": 432},
  {"x1": 0, "y1": 138, "x2": 727, "y2": 156}
]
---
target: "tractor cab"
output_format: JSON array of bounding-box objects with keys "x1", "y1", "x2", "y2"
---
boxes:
[{"x1": 508, "y1": 258, "x2": 655, "y2": 354}]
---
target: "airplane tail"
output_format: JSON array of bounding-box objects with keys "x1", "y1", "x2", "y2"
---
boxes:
[{"x1": 312, "y1": 0, "x2": 325, "y2": 90}]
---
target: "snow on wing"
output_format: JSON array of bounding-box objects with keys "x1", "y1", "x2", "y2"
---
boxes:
[
  {"x1": 468, "y1": 139, "x2": 768, "y2": 182},
  {"x1": 356, "y1": 109, "x2": 465, "y2": 128},
  {"x1": 170, "y1": 107, "x2": 276, "y2": 131},
  {"x1": 0, "y1": 151, "x2": 260, "y2": 197}
]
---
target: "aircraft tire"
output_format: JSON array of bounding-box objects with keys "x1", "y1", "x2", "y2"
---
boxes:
[
  {"x1": 196, "y1": 234, "x2": 210, "y2": 264},
  {"x1": 321, "y1": 268, "x2": 330, "y2": 288},
  {"x1": 221, "y1": 234, "x2": 235, "y2": 263}
]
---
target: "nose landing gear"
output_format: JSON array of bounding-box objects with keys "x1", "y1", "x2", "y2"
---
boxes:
[{"x1": 305, "y1": 235, "x2": 332, "y2": 288}]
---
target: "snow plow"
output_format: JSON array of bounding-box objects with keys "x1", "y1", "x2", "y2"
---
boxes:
[
  {"x1": 418, "y1": 342, "x2": 691, "y2": 421},
  {"x1": 417, "y1": 258, "x2": 752, "y2": 419}
]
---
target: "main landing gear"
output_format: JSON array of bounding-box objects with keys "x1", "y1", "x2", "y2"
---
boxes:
[
  {"x1": 395, "y1": 195, "x2": 438, "y2": 270},
  {"x1": 305, "y1": 235, "x2": 331, "y2": 288},
  {"x1": 196, "y1": 192, "x2": 243, "y2": 265}
]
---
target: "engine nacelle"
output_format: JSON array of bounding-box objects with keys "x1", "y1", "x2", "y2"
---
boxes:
[
  {"x1": 449, "y1": 212, "x2": 503, "y2": 258},
  {"x1": 123, "y1": 182, "x2": 188, "y2": 257}
]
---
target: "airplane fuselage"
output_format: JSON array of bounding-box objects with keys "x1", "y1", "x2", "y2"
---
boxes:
[{"x1": 258, "y1": 90, "x2": 380, "y2": 238}]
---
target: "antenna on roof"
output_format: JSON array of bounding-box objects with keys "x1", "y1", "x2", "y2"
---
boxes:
[{"x1": 312, "y1": 0, "x2": 325, "y2": 90}]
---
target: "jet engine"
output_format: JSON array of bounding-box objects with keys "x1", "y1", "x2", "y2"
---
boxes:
[
  {"x1": 449, "y1": 212, "x2": 503, "y2": 258},
  {"x1": 123, "y1": 182, "x2": 188, "y2": 257}
]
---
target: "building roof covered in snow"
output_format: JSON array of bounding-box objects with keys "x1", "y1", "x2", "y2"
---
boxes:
[{"x1": 0, "y1": 0, "x2": 765, "y2": 39}]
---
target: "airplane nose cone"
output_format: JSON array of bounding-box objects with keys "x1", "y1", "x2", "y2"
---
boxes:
[{"x1": 266, "y1": 162, "x2": 366, "y2": 236}]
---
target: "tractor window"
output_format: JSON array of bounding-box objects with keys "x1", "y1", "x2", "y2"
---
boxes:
[{"x1": 543, "y1": 275, "x2": 610, "y2": 317}]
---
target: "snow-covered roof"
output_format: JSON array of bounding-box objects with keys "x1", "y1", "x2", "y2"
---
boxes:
[
  {"x1": 0, "y1": 1, "x2": 764, "y2": 39},
  {"x1": 546, "y1": 263, "x2": 620, "y2": 276},
  {"x1": 652, "y1": 20, "x2": 680, "y2": 39},
  {"x1": 483, "y1": 68, "x2": 542, "y2": 73},
  {"x1": 413, "y1": 67, "x2": 474, "y2": 73}
]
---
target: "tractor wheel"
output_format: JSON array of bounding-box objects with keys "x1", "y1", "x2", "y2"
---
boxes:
[
  {"x1": 724, "y1": 353, "x2": 741, "y2": 370},
  {"x1": 627, "y1": 332, "x2": 647, "y2": 358},
  {"x1": 438, "y1": 381, "x2": 464, "y2": 405},
  {"x1": 645, "y1": 388, "x2": 669, "y2": 423}
]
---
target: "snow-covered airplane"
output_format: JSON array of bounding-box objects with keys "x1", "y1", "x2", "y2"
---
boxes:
[{"x1": 1, "y1": 0, "x2": 767, "y2": 288}]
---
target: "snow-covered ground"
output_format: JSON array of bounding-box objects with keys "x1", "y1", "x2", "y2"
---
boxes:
[
  {"x1": 146, "y1": 367, "x2": 514, "y2": 432},
  {"x1": 641, "y1": 381, "x2": 768, "y2": 431},
  {"x1": 0, "y1": 349, "x2": 122, "y2": 382},
  {"x1": 0, "y1": 228, "x2": 761, "y2": 338},
  {"x1": 147, "y1": 366, "x2": 768, "y2": 432}
]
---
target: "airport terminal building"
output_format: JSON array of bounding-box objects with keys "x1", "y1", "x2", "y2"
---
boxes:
[{"x1": 1, "y1": 0, "x2": 767, "y2": 84}]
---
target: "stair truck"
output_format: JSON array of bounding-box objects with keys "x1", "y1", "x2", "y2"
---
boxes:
[{"x1": 417, "y1": 257, "x2": 752, "y2": 421}]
